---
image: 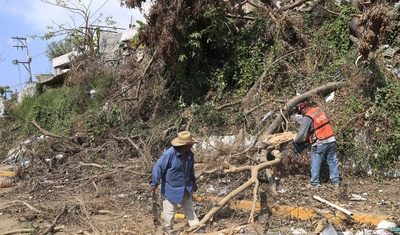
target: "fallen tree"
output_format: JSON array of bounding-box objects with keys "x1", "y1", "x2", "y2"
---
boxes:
[
  {"x1": 187, "y1": 149, "x2": 283, "y2": 233},
  {"x1": 186, "y1": 81, "x2": 347, "y2": 234},
  {"x1": 261, "y1": 81, "x2": 346, "y2": 140}
]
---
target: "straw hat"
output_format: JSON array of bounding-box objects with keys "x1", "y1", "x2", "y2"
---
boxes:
[{"x1": 171, "y1": 131, "x2": 198, "y2": 146}]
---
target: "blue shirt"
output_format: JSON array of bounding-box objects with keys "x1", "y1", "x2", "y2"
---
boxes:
[{"x1": 150, "y1": 146, "x2": 197, "y2": 203}]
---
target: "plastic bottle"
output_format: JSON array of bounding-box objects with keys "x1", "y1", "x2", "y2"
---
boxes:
[{"x1": 0, "y1": 178, "x2": 14, "y2": 188}]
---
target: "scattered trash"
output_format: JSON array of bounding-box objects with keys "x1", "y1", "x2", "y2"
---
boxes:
[
  {"x1": 374, "y1": 220, "x2": 397, "y2": 235},
  {"x1": 277, "y1": 188, "x2": 287, "y2": 194},
  {"x1": 377, "y1": 200, "x2": 391, "y2": 205},
  {"x1": 239, "y1": 227, "x2": 245, "y2": 233},
  {"x1": 217, "y1": 186, "x2": 229, "y2": 196},
  {"x1": 98, "y1": 210, "x2": 112, "y2": 215},
  {"x1": 55, "y1": 153, "x2": 64, "y2": 160},
  {"x1": 291, "y1": 227, "x2": 307, "y2": 234},
  {"x1": 390, "y1": 228, "x2": 400, "y2": 235},
  {"x1": 333, "y1": 70, "x2": 345, "y2": 82},
  {"x1": 117, "y1": 193, "x2": 128, "y2": 198},
  {"x1": 219, "y1": 178, "x2": 231, "y2": 184},
  {"x1": 338, "y1": 231, "x2": 354, "y2": 235},
  {"x1": 350, "y1": 194, "x2": 367, "y2": 201},
  {"x1": 42, "y1": 179, "x2": 53, "y2": 184},
  {"x1": 313, "y1": 195, "x2": 354, "y2": 216},
  {"x1": 0, "y1": 170, "x2": 16, "y2": 177},
  {"x1": 174, "y1": 213, "x2": 185, "y2": 222},
  {"x1": 0, "y1": 178, "x2": 14, "y2": 188},
  {"x1": 206, "y1": 185, "x2": 216, "y2": 194},
  {"x1": 354, "y1": 229, "x2": 374, "y2": 235},
  {"x1": 325, "y1": 91, "x2": 335, "y2": 102},
  {"x1": 375, "y1": 229, "x2": 394, "y2": 235},
  {"x1": 382, "y1": 46, "x2": 396, "y2": 58},
  {"x1": 321, "y1": 222, "x2": 338, "y2": 235}
]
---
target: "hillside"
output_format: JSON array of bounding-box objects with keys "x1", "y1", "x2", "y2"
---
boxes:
[{"x1": 0, "y1": 0, "x2": 399, "y2": 234}]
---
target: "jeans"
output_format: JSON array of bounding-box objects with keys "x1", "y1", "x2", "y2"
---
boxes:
[{"x1": 310, "y1": 142, "x2": 340, "y2": 186}]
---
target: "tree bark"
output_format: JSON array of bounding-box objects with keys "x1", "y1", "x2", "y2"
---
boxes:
[
  {"x1": 187, "y1": 150, "x2": 283, "y2": 232},
  {"x1": 262, "y1": 82, "x2": 346, "y2": 138}
]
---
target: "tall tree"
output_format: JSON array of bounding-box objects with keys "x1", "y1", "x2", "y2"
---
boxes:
[
  {"x1": 0, "y1": 86, "x2": 11, "y2": 99},
  {"x1": 41, "y1": 0, "x2": 115, "y2": 57}
]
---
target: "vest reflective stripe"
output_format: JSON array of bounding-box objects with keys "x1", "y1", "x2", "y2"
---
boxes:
[{"x1": 305, "y1": 107, "x2": 334, "y2": 143}]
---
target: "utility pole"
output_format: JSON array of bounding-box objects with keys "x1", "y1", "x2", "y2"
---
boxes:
[{"x1": 12, "y1": 37, "x2": 33, "y2": 83}]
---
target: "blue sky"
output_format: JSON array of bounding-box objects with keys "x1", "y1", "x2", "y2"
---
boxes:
[{"x1": 0, "y1": 0, "x2": 146, "y2": 94}]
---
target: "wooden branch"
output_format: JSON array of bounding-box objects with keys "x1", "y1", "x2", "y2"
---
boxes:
[
  {"x1": 112, "y1": 135, "x2": 151, "y2": 169},
  {"x1": 321, "y1": 7, "x2": 341, "y2": 16},
  {"x1": 30, "y1": 120, "x2": 63, "y2": 138},
  {"x1": 76, "y1": 196, "x2": 99, "y2": 234},
  {"x1": 262, "y1": 82, "x2": 346, "y2": 138},
  {"x1": 7, "y1": 200, "x2": 43, "y2": 214},
  {"x1": 277, "y1": 0, "x2": 308, "y2": 12},
  {"x1": 244, "y1": 102, "x2": 266, "y2": 115},
  {"x1": 226, "y1": 13, "x2": 257, "y2": 20},
  {"x1": 38, "y1": 205, "x2": 67, "y2": 235},
  {"x1": 187, "y1": 150, "x2": 283, "y2": 232},
  {"x1": 135, "y1": 51, "x2": 156, "y2": 100},
  {"x1": 215, "y1": 100, "x2": 242, "y2": 110},
  {"x1": 78, "y1": 162, "x2": 104, "y2": 168},
  {"x1": 75, "y1": 166, "x2": 138, "y2": 182},
  {"x1": 249, "y1": 179, "x2": 260, "y2": 223},
  {"x1": 0, "y1": 228, "x2": 36, "y2": 235},
  {"x1": 350, "y1": 35, "x2": 360, "y2": 45},
  {"x1": 243, "y1": 47, "x2": 310, "y2": 105},
  {"x1": 247, "y1": 0, "x2": 268, "y2": 10}
]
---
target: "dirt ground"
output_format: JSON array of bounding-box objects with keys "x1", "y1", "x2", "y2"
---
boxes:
[{"x1": 0, "y1": 150, "x2": 399, "y2": 235}]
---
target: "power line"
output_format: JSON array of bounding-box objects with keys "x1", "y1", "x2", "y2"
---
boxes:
[
  {"x1": 0, "y1": 43, "x2": 12, "y2": 57},
  {"x1": 32, "y1": 51, "x2": 46, "y2": 58},
  {"x1": 0, "y1": 46, "x2": 13, "y2": 62}
]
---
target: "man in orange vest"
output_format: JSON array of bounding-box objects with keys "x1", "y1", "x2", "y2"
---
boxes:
[{"x1": 293, "y1": 102, "x2": 340, "y2": 188}]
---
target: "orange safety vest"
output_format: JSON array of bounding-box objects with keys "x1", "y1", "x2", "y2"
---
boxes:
[{"x1": 304, "y1": 107, "x2": 334, "y2": 143}]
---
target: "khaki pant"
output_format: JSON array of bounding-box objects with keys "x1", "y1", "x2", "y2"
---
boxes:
[{"x1": 163, "y1": 190, "x2": 199, "y2": 229}]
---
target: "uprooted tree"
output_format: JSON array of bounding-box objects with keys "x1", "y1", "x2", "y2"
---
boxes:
[{"x1": 184, "y1": 81, "x2": 346, "y2": 233}]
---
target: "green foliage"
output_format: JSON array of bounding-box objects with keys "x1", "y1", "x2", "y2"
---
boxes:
[
  {"x1": 228, "y1": 19, "x2": 270, "y2": 94},
  {"x1": 45, "y1": 40, "x2": 74, "y2": 60},
  {"x1": 86, "y1": 106, "x2": 123, "y2": 143},
  {"x1": 0, "y1": 86, "x2": 11, "y2": 98},
  {"x1": 175, "y1": 8, "x2": 270, "y2": 104},
  {"x1": 10, "y1": 87, "x2": 83, "y2": 136},
  {"x1": 130, "y1": 20, "x2": 146, "y2": 47},
  {"x1": 313, "y1": 7, "x2": 359, "y2": 55},
  {"x1": 191, "y1": 103, "x2": 227, "y2": 131},
  {"x1": 369, "y1": 80, "x2": 400, "y2": 171},
  {"x1": 175, "y1": 7, "x2": 235, "y2": 104},
  {"x1": 337, "y1": 79, "x2": 400, "y2": 176},
  {"x1": 384, "y1": 19, "x2": 400, "y2": 46}
]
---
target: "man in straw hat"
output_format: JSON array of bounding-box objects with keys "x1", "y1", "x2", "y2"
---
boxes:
[{"x1": 150, "y1": 131, "x2": 204, "y2": 234}]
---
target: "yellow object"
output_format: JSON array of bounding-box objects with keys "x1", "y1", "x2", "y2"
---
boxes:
[
  {"x1": 194, "y1": 195, "x2": 387, "y2": 226},
  {"x1": 174, "y1": 213, "x2": 185, "y2": 222},
  {"x1": 0, "y1": 170, "x2": 16, "y2": 177}
]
